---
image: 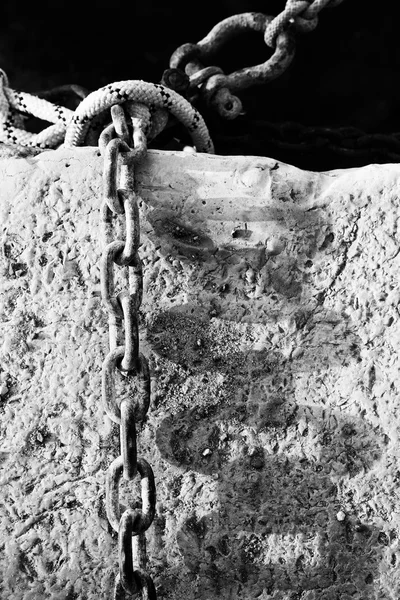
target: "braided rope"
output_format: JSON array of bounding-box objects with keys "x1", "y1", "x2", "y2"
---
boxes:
[
  {"x1": 0, "y1": 68, "x2": 74, "y2": 147},
  {"x1": 265, "y1": 0, "x2": 345, "y2": 47},
  {"x1": 126, "y1": 101, "x2": 169, "y2": 141},
  {"x1": 64, "y1": 80, "x2": 214, "y2": 153},
  {"x1": 0, "y1": 71, "x2": 214, "y2": 153},
  {"x1": 85, "y1": 102, "x2": 169, "y2": 148}
]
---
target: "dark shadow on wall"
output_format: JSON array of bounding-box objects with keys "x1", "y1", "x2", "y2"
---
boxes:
[
  {"x1": 153, "y1": 334, "x2": 386, "y2": 599},
  {"x1": 142, "y1": 187, "x2": 388, "y2": 597}
]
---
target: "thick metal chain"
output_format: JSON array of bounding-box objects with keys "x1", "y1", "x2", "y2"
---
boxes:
[
  {"x1": 99, "y1": 104, "x2": 157, "y2": 600},
  {"x1": 165, "y1": 3, "x2": 345, "y2": 120},
  {"x1": 165, "y1": 12, "x2": 295, "y2": 120},
  {"x1": 264, "y1": 0, "x2": 345, "y2": 47}
]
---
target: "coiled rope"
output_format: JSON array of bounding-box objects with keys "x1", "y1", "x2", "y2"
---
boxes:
[
  {"x1": 64, "y1": 80, "x2": 214, "y2": 152},
  {"x1": 0, "y1": 70, "x2": 214, "y2": 153}
]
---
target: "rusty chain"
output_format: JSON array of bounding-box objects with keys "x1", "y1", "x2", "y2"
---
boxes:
[
  {"x1": 264, "y1": 0, "x2": 345, "y2": 47},
  {"x1": 99, "y1": 103, "x2": 156, "y2": 599},
  {"x1": 164, "y1": 3, "x2": 345, "y2": 120},
  {"x1": 165, "y1": 12, "x2": 295, "y2": 120}
]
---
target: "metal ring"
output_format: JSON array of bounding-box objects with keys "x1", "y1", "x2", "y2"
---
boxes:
[
  {"x1": 106, "y1": 456, "x2": 156, "y2": 534},
  {"x1": 200, "y1": 74, "x2": 243, "y2": 120},
  {"x1": 102, "y1": 350, "x2": 150, "y2": 424}
]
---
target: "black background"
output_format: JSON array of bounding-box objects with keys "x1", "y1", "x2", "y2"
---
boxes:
[{"x1": 0, "y1": 1, "x2": 398, "y2": 169}]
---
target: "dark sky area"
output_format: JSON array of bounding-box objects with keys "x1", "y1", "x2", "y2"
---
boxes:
[{"x1": 0, "y1": 2, "x2": 398, "y2": 169}]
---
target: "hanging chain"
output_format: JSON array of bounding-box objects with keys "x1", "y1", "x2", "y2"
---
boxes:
[{"x1": 99, "y1": 103, "x2": 157, "y2": 599}]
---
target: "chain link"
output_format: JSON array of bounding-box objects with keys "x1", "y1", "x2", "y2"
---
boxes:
[
  {"x1": 167, "y1": 12, "x2": 295, "y2": 120},
  {"x1": 166, "y1": 3, "x2": 345, "y2": 120},
  {"x1": 99, "y1": 103, "x2": 157, "y2": 598},
  {"x1": 265, "y1": 0, "x2": 345, "y2": 47}
]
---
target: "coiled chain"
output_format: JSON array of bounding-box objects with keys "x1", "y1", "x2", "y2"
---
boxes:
[{"x1": 99, "y1": 103, "x2": 156, "y2": 599}]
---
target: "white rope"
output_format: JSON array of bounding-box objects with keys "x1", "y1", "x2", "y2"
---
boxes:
[
  {"x1": 0, "y1": 71, "x2": 214, "y2": 153},
  {"x1": 64, "y1": 80, "x2": 214, "y2": 153},
  {"x1": 0, "y1": 69, "x2": 73, "y2": 148}
]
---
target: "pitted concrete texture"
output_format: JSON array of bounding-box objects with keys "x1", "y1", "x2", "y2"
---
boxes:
[{"x1": 0, "y1": 144, "x2": 399, "y2": 599}]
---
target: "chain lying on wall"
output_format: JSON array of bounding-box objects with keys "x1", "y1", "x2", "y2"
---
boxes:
[{"x1": 99, "y1": 103, "x2": 156, "y2": 599}]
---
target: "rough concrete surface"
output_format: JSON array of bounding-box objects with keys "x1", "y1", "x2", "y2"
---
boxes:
[{"x1": 0, "y1": 145, "x2": 399, "y2": 599}]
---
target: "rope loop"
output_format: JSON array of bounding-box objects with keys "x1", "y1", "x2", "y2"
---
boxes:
[
  {"x1": 0, "y1": 72, "x2": 214, "y2": 152},
  {"x1": 0, "y1": 70, "x2": 74, "y2": 147},
  {"x1": 64, "y1": 80, "x2": 214, "y2": 153}
]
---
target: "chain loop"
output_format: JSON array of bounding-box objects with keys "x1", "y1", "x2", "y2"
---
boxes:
[
  {"x1": 102, "y1": 350, "x2": 150, "y2": 424},
  {"x1": 100, "y1": 240, "x2": 143, "y2": 317},
  {"x1": 119, "y1": 513, "x2": 149, "y2": 594},
  {"x1": 265, "y1": 0, "x2": 313, "y2": 46},
  {"x1": 118, "y1": 523, "x2": 157, "y2": 599},
  {"x1": 265, "y1": 0, "x2": 345, "y2": 47},
  {"x1": 106, "y1": 456, "x2": 156, "y2": 534}
]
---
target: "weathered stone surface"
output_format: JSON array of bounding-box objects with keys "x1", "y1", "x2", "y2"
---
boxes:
[{"x1": 0, "y1": 145, "x2": 399, "y2": 599}]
